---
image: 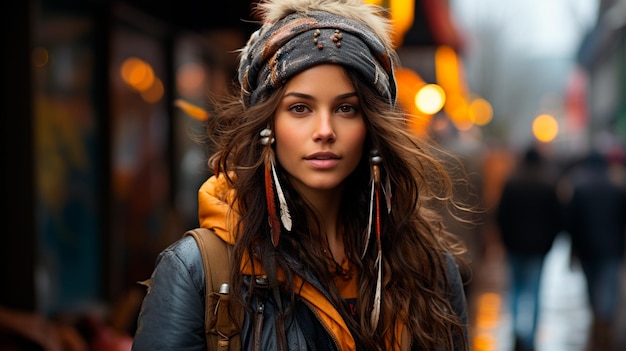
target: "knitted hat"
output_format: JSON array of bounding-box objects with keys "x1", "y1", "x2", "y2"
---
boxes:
[{"x1": 238, "y1": 0, "x2": 398, "y2": 107}]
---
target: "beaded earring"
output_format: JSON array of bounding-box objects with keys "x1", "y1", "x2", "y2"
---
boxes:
[
  {"x1": 361, "y1": 149, "x2": 393, "y2": 330},
  {"x1": 260, "y1": 127, "x2": 292, "y2": 247}
]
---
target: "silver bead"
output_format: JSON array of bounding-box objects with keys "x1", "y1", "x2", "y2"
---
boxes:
[
  {"x1": 260, "y1": 128, "x2": 272, "y2": 137},
  {"x1": 260, "y1": 128, "x2": 274, "y2": 145}
]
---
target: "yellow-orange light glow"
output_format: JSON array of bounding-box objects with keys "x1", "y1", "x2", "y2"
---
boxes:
[
  {"x1": 475, "y1": 293, "x2": 501, "y2": 329},
  {"x1": 444, "y1": 93, "x2": 464, "y2": 115},
  {"x1": 471, "y1": 292, "x2": 502, "y2": 351},
  {"x1": 445, "y1": 93, "x2": 472, "y2": 130},
  {"x1": 532, "y1": 114, "x2": 559, "y2": 142},
  {"x1": 120, "y1": 57, "x2": 155, "y2": 91},
  {"x1": 364, "y1": 0, "x2": 414, "y2": 47},
  {"x1": 394, "y1": 67, "x2": 432, "y2": 135},
  {"x1": 174, "y1": 99, "x2": 209, "y2": 121},
  {"x1": 141, "y1": 78, "x2": 164, "y2": 103},
  {"x1": 132, "y1": 66, "x2": 155, "y2": 91},
  {"x1": 473, "y1": 332, "x2": 497, "y2": 351},
  {"x1": 469, "y1": 98, "x2": 493, "y2": 126},
  {"x1": 435, "y1": 45, "x2": 461, "y2": 95},
  {"x1": 435, "y1": 45, "x2": 474, "y2": 131},
  {"x1": 121, "y1": 57, "x2": 142, "y2": 83},
  {"x1": 415, "y1": 84, "x2": 446, "y2": 115}
]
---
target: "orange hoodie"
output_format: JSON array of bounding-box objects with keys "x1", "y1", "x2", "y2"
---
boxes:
[{"x1": 197, "y1": 174, "x2": 361, "y2": 350}]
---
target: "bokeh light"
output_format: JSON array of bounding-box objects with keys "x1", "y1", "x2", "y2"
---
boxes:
[
  {"x1": 415, "y1": 84, "x2": 446, "y2": 115},
  {"x1": 532, "y1": 113, "x2": 559, "y2": 142},
  {"x1": 120, "y1": 56, "x2": 164, "y2": 104},
  {"x1": 469, "y1": 98, "x2": 493, "y2": 126}
]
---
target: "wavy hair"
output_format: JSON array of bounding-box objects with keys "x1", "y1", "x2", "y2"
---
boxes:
[{"x1": 204, "y1": 67, "x2": 472, "y2": 350}]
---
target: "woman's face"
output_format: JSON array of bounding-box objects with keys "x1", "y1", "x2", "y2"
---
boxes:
[{"x1": 274, "y1": 64, "x2": 367, "y2": 198}]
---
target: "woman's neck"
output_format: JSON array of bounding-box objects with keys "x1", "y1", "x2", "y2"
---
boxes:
[{"x1": 301, "y1": 187, "x2": 345, "y2": 263}]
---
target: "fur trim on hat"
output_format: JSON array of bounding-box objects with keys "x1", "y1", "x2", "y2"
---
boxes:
[{"x1": 253, "y1": 0, "x2": 393, "y2": 50}]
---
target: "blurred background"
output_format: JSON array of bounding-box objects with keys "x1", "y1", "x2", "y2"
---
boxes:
[{"x1": 1, "y1": 0, "x2": 625, "y2": 350}]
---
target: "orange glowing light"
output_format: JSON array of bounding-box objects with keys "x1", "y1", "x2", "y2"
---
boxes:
[
  {"x1": 532, "y1": 114, "x2": 559, "y2": 142},
  {"x1": 473, "y1": 332, "x2": 497, "y2": 351},
  {"x1": 394, "y1": 67, "x2": 432, "y2": 135},
  {"x1": 120, "y1": 57, "x2": 155, "y2": 91},
  {"x1": 469, "y1": 98, "x2": 493, "y2": 126},
  {"x1": 141, "y1": 78, "x2": 164, "y2": 103},
  {"x1": 364, "y1": 0, "x2": 414, "y2": 47},
  {"x1": 174, "y1": 99, "x2": 209, "y2": 121},
  {"x1": 435, "y1": 45, "x2": 462, "y2": 95}
]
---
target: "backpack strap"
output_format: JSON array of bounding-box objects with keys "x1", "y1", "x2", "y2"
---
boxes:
[{"x1": 184, "y1": 228, "x2": 242, "y2": 351}]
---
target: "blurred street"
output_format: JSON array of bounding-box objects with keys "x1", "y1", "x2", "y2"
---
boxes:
[
  {"x1": 471, "y1": 233, "x2": 626, "y2": 351},
  {"x1": 3, "y1": 1, "x2": 626, "y2": 350}
]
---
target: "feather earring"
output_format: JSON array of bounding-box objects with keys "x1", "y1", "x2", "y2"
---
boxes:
[
  {"x1": 261, "y1": 128, "x2": 292, "y2": 247},
  {"x1": 271, "y1": 163, "x2": 292, "y2": 231},
  {"x1": 362, "y1": 177, "x2": 375, "y2": 259},
  {"x1": 369, "y1": 152, "x2": 383, "y2": 330},
  {"x1": 383, "y1": 173, "x2": 392, "y2": 214},
  {"x1": 362, "y1": 150, "x2": 381, "y2": 258}
]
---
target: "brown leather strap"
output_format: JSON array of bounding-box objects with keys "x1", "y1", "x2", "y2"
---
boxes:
[
  {"x1": 184, "y1": 228, "x2": 241, "y2": 351},
  {"x1": 215, "y1": 293, "x2": 239, "y2": 350}
]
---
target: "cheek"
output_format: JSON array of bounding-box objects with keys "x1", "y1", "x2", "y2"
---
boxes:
[
  {"x1": 346, "y1": 126, "x2": 368, "y2": 164},
  {"x1": 350, "y1": 125, "x2": 368, "y2": 151},
  {"x1": 274, "y1": 126, "x2": 299, "y2": 160}
]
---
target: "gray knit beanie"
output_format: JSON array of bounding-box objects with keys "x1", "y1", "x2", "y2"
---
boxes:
[{"x1": 238, "y1": 0, "x2": 398, "y2": 107}]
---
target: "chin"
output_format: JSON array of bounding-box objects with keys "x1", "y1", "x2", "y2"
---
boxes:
[{"x1": 306, "y1": 181, "x2": 344, "y2": 192}]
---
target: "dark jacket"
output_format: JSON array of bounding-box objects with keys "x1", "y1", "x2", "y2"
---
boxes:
[
  {"x1": 131, "y1": 234, "x2": 468, "y2": 351},
  {"x1": 496, "y1": 151, "x2": 563, "y2": 255},
  {"x1": 564, "y1": 153, "x2": 626, "y2": 260},
  {"x1": 132, "y1": 176, "x2": 469, "y2": 350}
]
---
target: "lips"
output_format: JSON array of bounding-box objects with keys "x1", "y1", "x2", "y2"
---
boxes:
[{"x1": 304, "y1": 152, "x2": 340, "y2": 169}]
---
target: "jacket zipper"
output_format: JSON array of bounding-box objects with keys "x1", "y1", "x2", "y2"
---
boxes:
[
  {"x1": 303, "y1": 299, "x2": 341, "y2": 350},
  {"x1": 252, "y1": 298, "x2": 264, "y2": 351},
  {"x1": 282, "y1": 259, "x2": 343, "y2": 350},
  {"x1": 252, "y1": 276, "x2": 267, "y2": 351}
]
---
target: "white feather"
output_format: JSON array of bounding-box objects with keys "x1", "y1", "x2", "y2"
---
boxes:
[
  {"x1": 370, "y1": 248, "x2": 382, "y2": 330},
  {"x1": 271, "y1": 162, "x2": 292, "y2": 231},
  {"x1": 384, "y1": 174, "x2": 392, "y2": 214},
  {"x1": 362, "y1": 178, "x2": 375, "y2": 258}
]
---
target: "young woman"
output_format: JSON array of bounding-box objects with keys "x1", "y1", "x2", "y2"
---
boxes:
[{"x1": 132, "y1": 0, "x2": 471, "y2": 350}]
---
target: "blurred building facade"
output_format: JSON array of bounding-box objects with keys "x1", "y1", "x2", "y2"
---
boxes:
[
  {"x1": 2, "y1": 0, "x2": 259, "y2": 324},
  {"x1": 576, "y1": 0, "x2": 626, "y2": 150}
]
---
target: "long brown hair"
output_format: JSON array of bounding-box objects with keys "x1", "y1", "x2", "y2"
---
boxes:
[{"x1": 204, "y1": 67, "x2": 472, "y2": 350}]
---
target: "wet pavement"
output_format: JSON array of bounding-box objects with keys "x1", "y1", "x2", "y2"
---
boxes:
[{"x1": 469, "y1": 233, "x2": 626, "y2": 351}]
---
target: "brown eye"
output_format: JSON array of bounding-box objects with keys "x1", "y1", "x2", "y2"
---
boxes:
[
  {"x1": 338, "y1": 105, "x2": 353, "y2": 113},
  {"x1": 336, "y1": 104, "x2": 359, "y2": 117},
  {"x1": 289, "y1": 104, "x2": 309, "y2": 114}
]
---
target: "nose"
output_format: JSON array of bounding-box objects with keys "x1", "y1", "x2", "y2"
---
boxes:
[{"x1": 313, "y1": 112, "x2": 336, "y2": 142}]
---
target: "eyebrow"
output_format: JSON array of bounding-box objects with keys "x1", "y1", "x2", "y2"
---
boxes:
[{"x1": 282, "y1": 91, "x2": 358, "y2": 101}]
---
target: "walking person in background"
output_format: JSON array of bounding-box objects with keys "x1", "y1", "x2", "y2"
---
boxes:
[
  {"x1": 132, "y1": 0, "x2": 473, "y2": 350},
  {"x1": 496, "y1": 145, "x2": 564, "y2": 351},
  {"x1": 562, "y1": 149, "x2": 626, "y2": 351}
]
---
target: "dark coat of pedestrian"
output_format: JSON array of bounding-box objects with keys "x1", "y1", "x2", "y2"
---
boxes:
[
  {"x1": 496, "y1": 146, "x2": 564, "y2": 351},
  {"x1": 563, "y1": 149, "x2": 626, "y2": 351},
  {"x1": 497, "y1": 147, "x2": 563, "y2": 256}
]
